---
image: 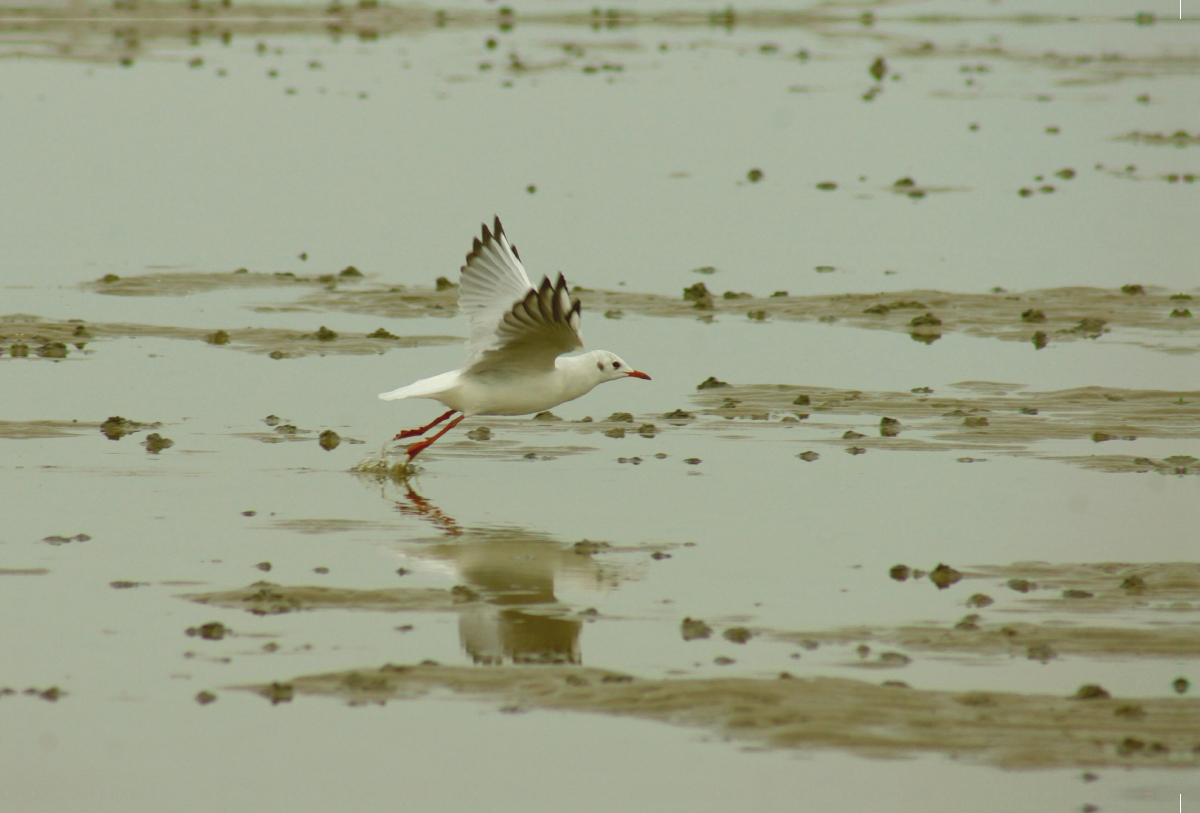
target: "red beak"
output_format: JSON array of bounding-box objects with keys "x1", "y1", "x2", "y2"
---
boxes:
[{"x1": 625, "y1": 370, "x2": 651, "y2": 380}]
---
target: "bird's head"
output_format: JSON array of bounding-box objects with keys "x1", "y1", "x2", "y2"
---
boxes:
[{"x1": 591, "y1": 350, "x2": 650, "y2": 383}]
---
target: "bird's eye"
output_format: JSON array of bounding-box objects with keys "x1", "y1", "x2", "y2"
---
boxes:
[{"x1": 613, "y1": 361, "x2": 621, "y2": 369}]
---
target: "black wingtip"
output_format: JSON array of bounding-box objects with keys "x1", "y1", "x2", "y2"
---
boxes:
[{"x1": 493, "y1": 215, "x2": 504, "y2": 238}]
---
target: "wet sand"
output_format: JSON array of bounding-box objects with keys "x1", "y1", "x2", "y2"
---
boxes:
[
  {"x1": 244, "y1": 661, "x2": 1199, "y2": 769},
  {"x1": 297, "y1": 280, "x2": 1199, "y2": 355},
  {"x1": 69, "y1": 270, "x2": 1200, "y2": 354},
  {"x1": 179, "y1": 555, "x2": 1200, "y2": 770}
]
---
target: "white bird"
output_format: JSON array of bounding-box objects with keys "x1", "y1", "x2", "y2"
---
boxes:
[{"x1": 380, "y1": 217, "x2": 650, "y2": 459}]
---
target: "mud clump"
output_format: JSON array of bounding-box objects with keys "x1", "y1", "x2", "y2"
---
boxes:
[
  {"x1": 723, "y1": 627, "x2": 753, "y2": 644},
  {"x1": 929, "y1": 564, "x2": 964, "y2": 590},
  {"x1": 661, "y1": 409, "x2": 694, "y2": 420},
  {"x1": 318, "y1": 430, "x2": 341, "y2": 450},
  {"x1": 264, "y1": 682, "x2": 294, "y2": 705},
  {"x1": 1071, "y1": 318, "x2": 1107, "y2": 337},
  {"x1": 186, "y1": 622, "x2": 230, "y2": 640},
  {"x1": 1026, "y1": 643, "x2": 1057, "y2": 663},
  {"x1": 681, "y1": 617, "x2": 713, "y2": 640},
  {"x1": 42, "y1": 533, "x2": 91, "y2": 545},
  {"x1": 142, "y1": 433, "x2": 174, "y2": 453},
  {"x1": 683, "y1": 282, "x2": 714, "y2": 309},
  {"x1": 100, "y1": 415, "x2": 160, "y2": 440}
]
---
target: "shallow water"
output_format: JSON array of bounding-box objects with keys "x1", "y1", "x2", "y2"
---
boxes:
[{"x1": 2, "y1": 1, "x2": 1198, "y2": 810}]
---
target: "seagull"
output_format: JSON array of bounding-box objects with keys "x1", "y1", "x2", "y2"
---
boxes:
[{"x1": 380, "y1": 217, "x2": 650, "y2": 459}]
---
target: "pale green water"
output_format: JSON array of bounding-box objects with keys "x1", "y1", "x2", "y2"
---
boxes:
[{"x1": 2, "y1": 2, "x2": 1198, "y2": 810}]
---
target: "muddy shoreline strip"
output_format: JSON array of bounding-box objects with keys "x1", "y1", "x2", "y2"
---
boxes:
[
  {"x1": 71, "y1": 270, "x2": 1200, "y2": 352},
  {"x1": 240, "y1": 662, "x2": 1200, "y2": 769}
]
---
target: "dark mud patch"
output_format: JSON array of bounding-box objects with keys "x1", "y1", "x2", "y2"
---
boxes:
[
  {"x1": 691, "y1": 382, "x2": 1200, "y2": 469},
  {"x1": 969, "y1": 562, "x2": 1200, "y2": 615},
  {"x1": 1116, "y1": 130, "x2": 1200, "y2": 148},
  {"x1": 182, "y1": 581, "x2": 461, "y2": 615},
  {"x1": 769, "y1": 620, "x2": 1200, "y2": 661},
  {"x1": 1, "y1": 314, "x2": 458, "y2": 359},
  {"x1": 241, "y1": 662, "x2": 1200, "y2": 769},
  {"x1": 0, "y1": 3, "x2": 911, "y2": 68},
  {"x1": 61, "y1": 275, "x2": 1200, "y2": 354},
  {"x1": 294, "y1": 284, "x2": 1200, "y2": 355},
  {"x1": 0, "y1": 419, "x2": 97, "y2": 439},
  {"x1": 765, "y1": 562, "x2": 1199, "y2": 663},
  {"x1": 1054, "y1": 454, "x2": 1200, "y2": 474},
  {"x1": 80, "y1": 269, "x2": 353, "y2": 296}
]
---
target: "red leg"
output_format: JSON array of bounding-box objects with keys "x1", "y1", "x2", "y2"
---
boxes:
[
  {"x1": 406, "y1": 414, "x2": 466, "y2": 459},
  {"x1": 394, "y1": 409, "x2": 458, "y2": 440}
]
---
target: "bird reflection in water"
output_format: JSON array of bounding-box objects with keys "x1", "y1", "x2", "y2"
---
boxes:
[{"x1": 390, "y1": 483, "x2": 626, "y2": 666}]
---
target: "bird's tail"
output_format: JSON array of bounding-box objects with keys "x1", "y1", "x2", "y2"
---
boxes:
[{"x1": 378, "y1": 370, "x2": 459, "y2": 401}]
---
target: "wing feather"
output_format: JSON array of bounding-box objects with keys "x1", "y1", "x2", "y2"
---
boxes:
[
  {"x1": 458, "y1": 218, "x2": 585, "y2": 373},
  {"x1": 459, "y1": 217, "x2": 537, "y2": 363},
  {"x1": 468, "y1": 273, "x2": 584, "y2": 374}
]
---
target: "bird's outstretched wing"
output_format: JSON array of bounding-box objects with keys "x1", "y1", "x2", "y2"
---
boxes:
[{"x1": 459, "y1": 218, "x2": 584, "y2": 373}]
